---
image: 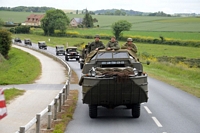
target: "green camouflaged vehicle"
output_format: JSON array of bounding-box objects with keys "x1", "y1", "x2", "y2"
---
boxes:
[{"x1": 79, "y1": 49, "x2": 149, "y2": 118}]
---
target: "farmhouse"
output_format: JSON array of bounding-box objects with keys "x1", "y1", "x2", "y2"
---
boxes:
[
  {"x1": 24, "y1": 14, "x2": 45, "y2": 26},
  {"x1": 70, "y1": 18, "x2": 83, "y2": 27}
]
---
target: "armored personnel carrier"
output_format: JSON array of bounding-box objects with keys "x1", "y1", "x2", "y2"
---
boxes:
[{"x1": 79, "y1": 49, "x2": 149, "y2": 118}]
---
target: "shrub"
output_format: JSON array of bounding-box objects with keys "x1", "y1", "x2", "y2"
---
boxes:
[{"x1": 0, "y1": 29, "x2": 12, "y2": 58}]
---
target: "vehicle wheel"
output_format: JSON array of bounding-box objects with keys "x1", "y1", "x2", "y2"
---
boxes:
[
  {"x1": 65, "y1": 56, "x2": 69, "y2": 61},
  {"x1": 76, "y1": 58, "x2": 79, "y2": 61},
  {"x1": 39, "y1": 47, "x2": 41, "y2": 49},
  {"x1": 132, "y1": 104, "x2": 140, "y2": 118},
  {"x1": 80, "y1": 63, "x2": 84, "y2": 69},
  {"x1": 56, "y1": 53, "x2": 58, "y2": 56},
  {"x1": 89, "y1": 105, "x2": 97, "y2": 118}
]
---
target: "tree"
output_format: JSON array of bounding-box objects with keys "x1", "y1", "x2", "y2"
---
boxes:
[
  {"x1": 112, "y1": 20, "x2": 132, "y2": 40},
  {"x1": 0, "y1": 29, "x2": 12, "y2": 58},
  {"x1": 41, "y1": 9, "x2": 70, "y2": 36},
  {"x1": 83, "y1": 10, "x2": 94, "y2": 28}
]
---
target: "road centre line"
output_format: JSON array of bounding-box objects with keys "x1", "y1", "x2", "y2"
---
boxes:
[
  {"x1": 144, "y1": 106, "x2": 152, "y2": 114},
  {"x1": 152, "y1": 117, "x2": 163, "y2": 127}
]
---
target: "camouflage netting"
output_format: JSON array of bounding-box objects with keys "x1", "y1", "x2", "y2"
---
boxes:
[{"x1": 95, "y1": 67, "x2": 135, "y2": 82}]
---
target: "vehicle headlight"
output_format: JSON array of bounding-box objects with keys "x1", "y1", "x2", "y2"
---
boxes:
[
  {"x1": 133, "y1": 68, "x2": 138, "y2": 76},
  {"x1": 89, "y1": 67, "x2": 96, "y2": 77}
]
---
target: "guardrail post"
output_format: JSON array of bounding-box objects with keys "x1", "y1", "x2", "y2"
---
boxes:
[
  {"x1": 47, "y1": 105, "x2": 52, "y2": 129},
  {"x1": 36, "y1": 114, "x2": 41, "y2": 133},
  {"x1": 65, "y1": 84, "x2": 68, "y2": 99},
  {"x1": 62, "y1": 89, "x2": 66, "y2": 104},
  {"x1": 54, "y1": 98, "x2": 58, "y2": 120},
  {"x1": 59, "y1": 93, "x2": 62, "y2": 112},
  {"x1": 19, "y1": 126, "x2": 25, "y2": 133}
]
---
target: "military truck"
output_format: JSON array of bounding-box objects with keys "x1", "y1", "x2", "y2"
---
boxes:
[
  {"x1": 38, "y1": 41, "x2": 47, "y2": 50},
  {"x1": 24, "y1": 38, "x2": 32, "y2": 46},
  {"x1": 79, "y1": 49, "x2": 149, "y2": 118},
  {"x1": 65, "y1": 47, "x2": 79, "y2": 61},
  {"x1": 55, "y1": 45, "x2": 65, "y2": 55}
]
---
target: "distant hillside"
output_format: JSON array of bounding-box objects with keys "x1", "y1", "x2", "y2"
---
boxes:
[{"x1": 94, "y1": 9, "x2": 143, "y2": 15}]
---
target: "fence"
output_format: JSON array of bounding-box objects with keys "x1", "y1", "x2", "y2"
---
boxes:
[{"x1": 13, "y1": 42, "x2": 72, "y2": 133}]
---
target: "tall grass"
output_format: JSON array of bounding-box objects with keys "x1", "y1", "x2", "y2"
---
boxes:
[{"x1": 0, "y1": 47, "x2": 41, "y2": 84}]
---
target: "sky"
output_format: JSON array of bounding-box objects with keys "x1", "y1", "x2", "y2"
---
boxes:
[{"x1": 0, "y1": 0, "x2": 200, "y2": 14}]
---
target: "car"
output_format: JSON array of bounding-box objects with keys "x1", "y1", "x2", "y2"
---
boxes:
[
  {"x1": 14, "y1": 38, "x2": 22, "y2": 43},
  {"x1": 55, "y1": 45, "x2": 65, "y2": 55},
  {"x1": 65, "y1": 47, "x2": 80, "y2": 61},
  {"x1": 79, "y1": 49, "x2": 149, "y2": 118},
  {"x1": 24, "y1": 38, "x2": 32, "y2": 46},
  {"x1": 38, "y1": 41, "x2": 47, "y2": 50}
]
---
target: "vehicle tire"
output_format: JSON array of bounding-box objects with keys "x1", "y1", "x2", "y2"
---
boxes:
[
  {"x1": 76, "y1": 58, "x2": 79, "y2": 61},
  {"x1": 131, "y1": 104, "x2": 140, "y2": 118},
  {"x1": 80, "y1": 63, "x2": 84, "y2": 69},
  {"x1": 89, "y1": 105, "x2": 97, "y2": 118},
  {"x1": 65, "y1": 56, "x2": 69, "y2": 61},
  {"x1": 56, "y1": 53, "x2": 58, "y2": 56}
]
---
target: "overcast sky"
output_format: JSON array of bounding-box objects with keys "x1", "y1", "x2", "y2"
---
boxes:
[{"x1": 0, "y1": 0, "x2": 200, "y2": 14}]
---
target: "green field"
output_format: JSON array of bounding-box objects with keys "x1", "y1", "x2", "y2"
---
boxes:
[
  {"x1": 0, "y1": 47, "x2": 41, "y2": 85},
  {"x1": 1, "y1": 11, "x2": 200, "y2": 32}
]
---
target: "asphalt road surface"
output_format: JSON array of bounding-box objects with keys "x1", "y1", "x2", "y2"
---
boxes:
[{"x1": 16, "y1": 42, "x2": 200, "y2": 133}]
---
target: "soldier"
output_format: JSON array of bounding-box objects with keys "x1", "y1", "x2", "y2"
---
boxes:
[
  {"x1": 105, "y1": 36, "x2": 120, "y2": 51},
  {"x1": 121, "y1": 38, "x2": 137, "y2": 53},
  {"x1": 81, "y1": 43, "x2": 89, "y2": 59},
  {"x1": 87, "y1": 35, "x2": 105, "y2": 54},
  {"x1": 85, "y1": 35, "x2": 105, "y2": 63}
]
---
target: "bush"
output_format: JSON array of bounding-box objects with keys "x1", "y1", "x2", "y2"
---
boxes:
[
  {"x1": 0, "y1": 29, "x2": 12, "y2": 58},
  {"x1": 13, "y1": 25, "x2": 31, "y2": 34}
]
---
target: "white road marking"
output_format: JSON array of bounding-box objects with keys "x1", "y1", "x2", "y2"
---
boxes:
[
  {"x1": 152, "y1": 117, "x2": 163, "y2": 127},
  {"x1": 144, "y1": 106, "x2": 152, "y2": 114}
]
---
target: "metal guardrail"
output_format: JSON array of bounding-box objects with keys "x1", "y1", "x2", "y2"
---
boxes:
[{"x1": 13, "y1": 42, "x2": 72, "y2": 133}]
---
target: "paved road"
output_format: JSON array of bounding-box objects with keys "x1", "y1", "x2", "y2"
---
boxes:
[
  {"x1": 0, "y1": 45, "x2": 66, "y2": 133},
  {"x1": 11, "y1": 43, "x2": 200, "y2": 133}
]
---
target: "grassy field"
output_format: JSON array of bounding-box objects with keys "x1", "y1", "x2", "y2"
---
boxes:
[
  {"x1": 0, "y1": 47, "x2": 41, "y2": 85},
  {"x1": 1, "y1": 11, "x2": 200, "y2": 32}
]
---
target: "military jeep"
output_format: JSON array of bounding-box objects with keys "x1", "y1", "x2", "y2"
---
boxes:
[
  {"x1": 55, "y1": 45, "x2": 65, "y2": 55},
  {"x1": 65, "y1": 47, "x2": 80, "y2": 61},
  {"x1": 24, "y1": 38, "x2": 32, "y2": 46},
  {"x1": 38, "y1": 41, "x2": 47, "y2": 50},
  {"x1": 79, "y1": 49, "x2": 149, "y2": 118},
  {"x1": 14, "y1": 38, "x2": 22, "y2": 43}
]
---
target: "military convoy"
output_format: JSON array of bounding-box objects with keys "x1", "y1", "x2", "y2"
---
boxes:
[{"x1": 79, "y1": 49, "x2": 149, "y2": 118}]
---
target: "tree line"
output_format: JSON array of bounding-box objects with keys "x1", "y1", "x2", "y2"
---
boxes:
[{"x1": 0, "y1": 6, "x2": 55, "y2": 13}]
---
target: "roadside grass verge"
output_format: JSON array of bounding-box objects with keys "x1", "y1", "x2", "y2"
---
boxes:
[
  {"x1": 0, "y1": 47, "x2": 41, "y2": 85},
  {"x1": 52, "y1": 90, "x2": 78, "y2": 133},
  {"x1": 4, "y1": 88, "x2": 25, "y2": 103},
  {"x1": 143, "y1": 60, "x2": 200, "y2": 97}
]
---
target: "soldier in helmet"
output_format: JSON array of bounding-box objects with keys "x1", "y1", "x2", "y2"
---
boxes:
[
  {"x1": 121, "y1": 38, "x2": 137, "y2": 53},
  {"x1": 87, "y1": 35, "x2": 105, "y2": 54},
  {"x1": 85, "y1": 35, "x2": 105, "y2": 63},
  {"x1": 105, "y1": 36, "x2": 120, "y2": 51}
]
